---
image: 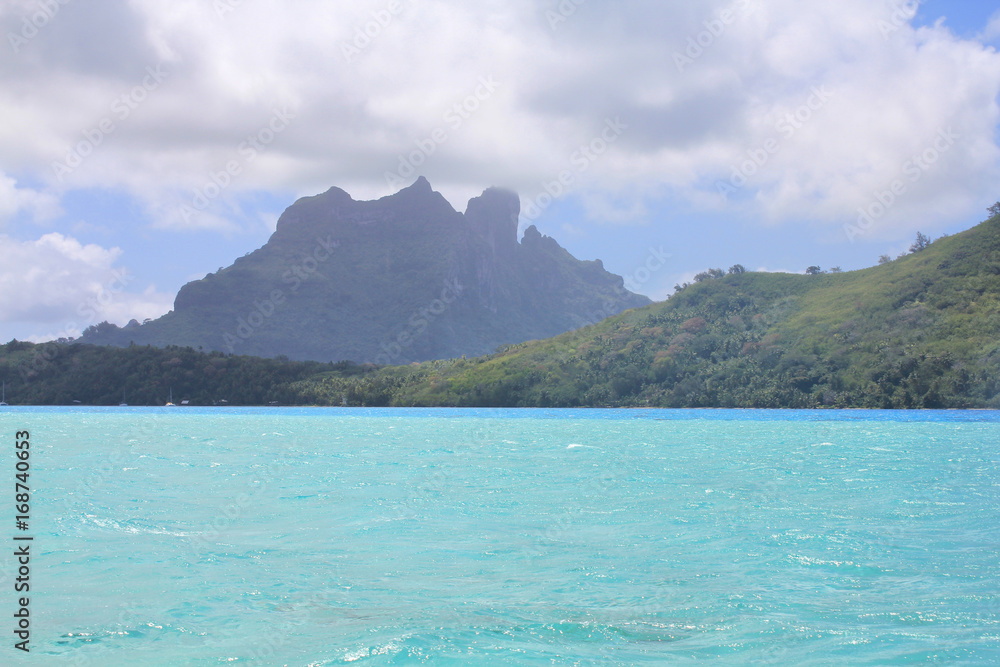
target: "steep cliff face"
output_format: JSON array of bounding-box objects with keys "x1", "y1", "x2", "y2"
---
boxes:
[
  {"x1": 464, "y1": 186, "x2": 519, "y2": 313},
  {"x1": 81, "y1": 177, "x2": 651, "y2": 363}
]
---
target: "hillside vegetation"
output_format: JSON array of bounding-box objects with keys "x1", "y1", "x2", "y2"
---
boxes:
[
  {"x1": 293, "y1": 213, "x2": 1000, "y2": 408},
  {"x1": 0, "y1": 341, "x2": 335, "y2": 406}
]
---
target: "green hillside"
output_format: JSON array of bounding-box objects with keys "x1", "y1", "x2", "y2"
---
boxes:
[{"x1": 292, "y1": 213, "x2": 1000, "y2": 408}]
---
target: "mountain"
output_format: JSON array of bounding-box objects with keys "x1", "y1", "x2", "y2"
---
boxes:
[
  {"x1": 290, "y1": 213, "x2": 1000, "y2": 408},
  {"x1": 6, "y1": 213, "x2": 999, "y2": 408},
  {"x1": 79, "y1": 177, "x2": 650, "y2": 362}
]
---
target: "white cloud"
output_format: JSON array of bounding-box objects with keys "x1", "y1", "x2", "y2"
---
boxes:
[
  {"x1": 981, "y1": 10, "x2": 1000, "y2": 42},
  {"x1": 578, "y1": 191, "x2": 650, "y2": 226},
  {"x1": 754, "y1": 266, "x2": 798, "y2": 274},
  {"x1": 0, "y1": 0, "x2": 996, "y2": 241},
  {"x1": 0, "y1": 173, "x2": 61, "y2": 223},
  {"x1": 0, "y1": 233, "x2": 173, "y2": 341}
]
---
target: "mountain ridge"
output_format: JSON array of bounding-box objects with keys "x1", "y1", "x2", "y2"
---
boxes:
[{"x1": 79, "y1": 178, "x2": 651, "y2": 362}]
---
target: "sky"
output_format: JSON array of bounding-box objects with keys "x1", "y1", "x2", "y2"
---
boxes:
[{"x1": 1, "y1": 0, "x2": 1000, "y2": 342}]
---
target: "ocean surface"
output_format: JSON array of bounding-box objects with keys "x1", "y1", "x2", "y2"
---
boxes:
[{"x1": 1, "y1": 407, "x2": 999, "y2": 665}]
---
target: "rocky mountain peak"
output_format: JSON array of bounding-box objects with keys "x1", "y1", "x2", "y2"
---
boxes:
[
  {"x1": 465, "y1": 186, "x2": 520, "y2": 258},
  {"x1": 82, "y1": 178, "x2": 651, "y2": 363}
]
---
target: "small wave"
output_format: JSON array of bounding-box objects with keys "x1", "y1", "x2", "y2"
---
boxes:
[
  {"x1": 342, "y1": 642, "x2": 400, "y2": 662},
  {"x1": 83, "y1": 515, "x2": 191, "y2": 537}
]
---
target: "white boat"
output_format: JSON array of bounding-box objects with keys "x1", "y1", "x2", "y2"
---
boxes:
[
  {"x1": 165, "y1": 388, "x2": 175, "y2": 407},
  {"x1": 0, "y1": 381, "x2": 7, "y2": 406},
  {"x1": 120, "y1": 387, "x2": 128, "y2": 407}
]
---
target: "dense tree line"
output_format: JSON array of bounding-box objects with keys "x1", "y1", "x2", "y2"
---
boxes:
[{"x1": 0, "y1": 341, "x2": 345, "y2": 406}]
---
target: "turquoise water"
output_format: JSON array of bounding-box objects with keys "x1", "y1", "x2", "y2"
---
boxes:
[{"x1": 1, "y1": 408, "x2": 999, "y2": 665}]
